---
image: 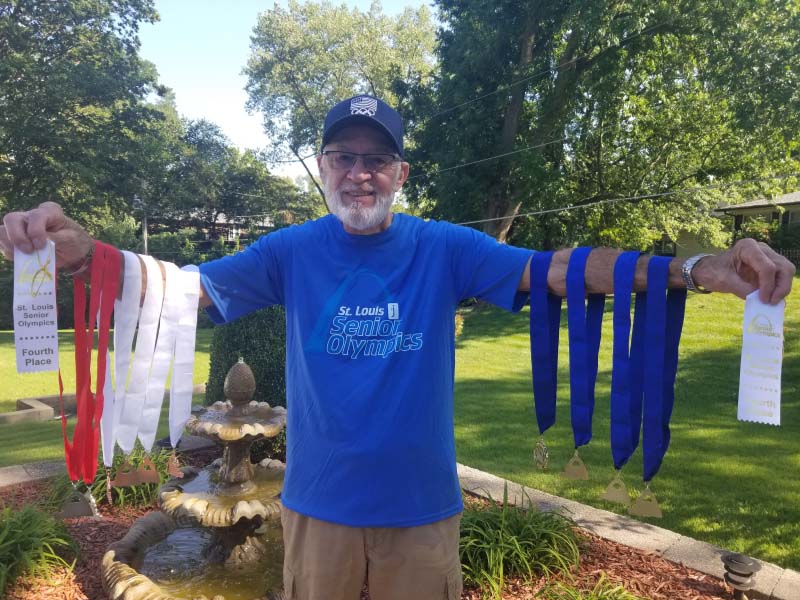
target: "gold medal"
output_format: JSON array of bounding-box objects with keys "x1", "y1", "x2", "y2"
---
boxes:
[
  {"x1": 135, "y1": 454, "x2": 161, "y2": 484},
  {"x1": 110, "y1": 458, "x2": 139, "y2": 487},
  {"x1": 600, "y1": 470, "x2": 630, "y2": 507},
  {"x1": 167, "y1": 450, "x2": 184, "y2": 478},
  {"x1": 562, "y1": 449, "x2": 589, "y2": 480},
  {"x1": 533, "y1": 437, "x2": 550, "y2": 470},
  {"x1": 629, "y1": 482, "x2": 663, "y2": 518}
]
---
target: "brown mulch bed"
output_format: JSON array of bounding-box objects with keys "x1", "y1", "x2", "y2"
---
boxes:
[{"x1": 2, "y1": 454, "x2": 730, "y2": 600}]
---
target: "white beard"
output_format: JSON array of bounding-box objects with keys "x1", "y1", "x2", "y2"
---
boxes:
[{"x1": 323, "y1": 179, "x2": 395, "y2": 232}]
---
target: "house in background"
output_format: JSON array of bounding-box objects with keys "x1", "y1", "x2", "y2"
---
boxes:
[
  {"x1": 717, "y1": 190, "x2": 800, "y2": 240},
  {"x1": 651, "y1": 190, "x2": 800, "y2": 261},
  {"x1": 717, "y1": 190, "x2": 800, "y2": 265}
]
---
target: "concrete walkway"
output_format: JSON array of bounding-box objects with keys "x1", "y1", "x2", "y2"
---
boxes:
[{"x1": 1, "y1": 457, "x2": 795, "y2": 599}]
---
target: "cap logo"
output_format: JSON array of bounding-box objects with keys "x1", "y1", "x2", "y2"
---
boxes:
[{"x1": 350, "y1": 96, "x2": 378, "y2": 117}]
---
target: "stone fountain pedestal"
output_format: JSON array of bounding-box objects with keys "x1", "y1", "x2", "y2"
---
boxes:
[{"x1": 102, "y1": 360, "x2": 288, "y2": 600}]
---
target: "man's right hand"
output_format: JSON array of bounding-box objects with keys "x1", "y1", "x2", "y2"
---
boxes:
[{"x1": 1, "y1": 202, "x2": 93, "y2": 272}]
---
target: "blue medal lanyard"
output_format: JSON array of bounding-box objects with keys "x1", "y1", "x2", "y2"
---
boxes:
[
  {"x1": 642, "y1": 256, "x2": 687, "y2": 482},
  {"x1": 610, "y1": 251, "x2": 646, "y2": 470},
  {"x1": 566, "y1": 247, "x2": 606, "y2": 449},
  {"x1": 530, "y1": 251, "x2": 562, "y2": 435}
]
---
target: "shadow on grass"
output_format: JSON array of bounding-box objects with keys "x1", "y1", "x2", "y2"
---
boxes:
[{"x1": 454, "y1": 340, "x2": 800, "y2": 569}]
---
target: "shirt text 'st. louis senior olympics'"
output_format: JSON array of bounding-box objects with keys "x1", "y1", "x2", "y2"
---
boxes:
[{"x1": 199, "y1": 213, "x2": 533, "y2": 527}]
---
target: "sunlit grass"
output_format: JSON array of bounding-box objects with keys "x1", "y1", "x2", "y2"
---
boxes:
[
  {"x1": 0, "y1": 329, "x2": 213, "y2": 413},
  {"x1": 454, "y1": 279, "x2": 800, "y2": 570},
  {"x1": 0, "y1": 328, "x2": 212, "y2": 468}
]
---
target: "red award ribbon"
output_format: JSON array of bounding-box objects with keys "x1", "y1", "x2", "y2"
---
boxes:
[{"x1": 60, "y1": 241, "x2": 121, "y2": 484}]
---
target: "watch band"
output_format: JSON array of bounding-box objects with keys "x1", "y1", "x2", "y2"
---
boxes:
[{"x1": 681, "y1": 253, "x2": 713, "y2": 293}]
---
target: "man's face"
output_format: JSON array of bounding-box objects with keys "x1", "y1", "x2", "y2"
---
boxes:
[{"x1": 317, "y1": 124, "x2": 410, "y2": 234}]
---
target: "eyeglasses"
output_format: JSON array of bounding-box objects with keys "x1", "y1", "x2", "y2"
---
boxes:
[{"x1": 321, "y1": 150, "x2": 401, "y2": 173}]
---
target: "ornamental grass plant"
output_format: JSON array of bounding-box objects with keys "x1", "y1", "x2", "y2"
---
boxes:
[
  {"x1": 460, "y1": 487, "x2": 580, "y2": 599},
  {"x1": 0, "y1": 505, "x2": 77, "y2": 597},
  {"x1": 541, "y1": 574, "x2": 646, "y2": 599},
  {"x1": 45, "y1": 443, "x2": 175, "y2": 510}
]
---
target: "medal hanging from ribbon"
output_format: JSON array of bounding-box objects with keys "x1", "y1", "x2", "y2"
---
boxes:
[
  {"x1": 601, "y1": 251, "x2": 645, "y2": 507},
  {"x1": 529, "y1": 251, "x2": 562, "y2": 469},
  {"x1": 61, "y1": 241, "x2": 121, "y2": 488},
  {"x1": 563, "y1": 247, "x2": 605, "y2": 480},
  {"x1": 168, "y1": 264, "x2": 201, "y2": 478},
  {"x1": 99, "y1": 253, "x2": 200, "y2": 488},
  {"x1": 628, "y1": 256, "x2": 687, "y2": 518},
  {"x1": 101, "y1": 250, "x2": 142, "y2": 491}
]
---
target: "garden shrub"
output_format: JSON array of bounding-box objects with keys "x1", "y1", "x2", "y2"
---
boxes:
[
  {"x1": 250, "y1": 429, "x2": 287, "y2": 463},
  {"x1": 0, "y1": 505, "x2": 77, "y2": 596},
  {"x1": 460, "y1": 487, "x2": 580, "y2": 600},
  {"x1": 206, "y1": 305, "x2": 286, "y2": 407}
]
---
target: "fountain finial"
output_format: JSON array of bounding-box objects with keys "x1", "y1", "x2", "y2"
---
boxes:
[{"x1": 224, "y1": 357, "x2": 256, "y2": 407}]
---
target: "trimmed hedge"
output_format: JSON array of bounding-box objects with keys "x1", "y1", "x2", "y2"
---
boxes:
[{"x1": 206, "y1": 305, "x2": 287, "y2": 407}]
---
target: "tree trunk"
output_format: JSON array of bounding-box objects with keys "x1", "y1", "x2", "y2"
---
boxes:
[{"x1": 482, "y1": 9, "x2": 541, "y2": 242}]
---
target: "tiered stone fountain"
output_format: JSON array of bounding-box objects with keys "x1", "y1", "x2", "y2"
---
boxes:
[{"x1": 101, "y1": 360, "x2": 287, "y2": 600}]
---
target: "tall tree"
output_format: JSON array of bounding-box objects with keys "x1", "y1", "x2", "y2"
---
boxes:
[
  {"x1": 244, "y1": 0, "x2": 436, "y2": 200},
  {"x1": 407, "y1": 0, "x2": 800, "y2": 247},
  {"x1": 0, "y1": 0, "x2": 163, "y2": 213},
  {"x1": 154, "y1": 119, "x2": 313, "y2": 235}
]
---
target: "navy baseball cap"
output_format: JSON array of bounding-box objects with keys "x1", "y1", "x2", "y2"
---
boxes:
[{"x1": 321, "y1": 95, "x2": 404, "y2": 157}]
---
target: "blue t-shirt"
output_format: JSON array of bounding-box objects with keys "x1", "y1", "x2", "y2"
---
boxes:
[{"x1": 199, "y1": 213, "x2": 532, "y2": 527}]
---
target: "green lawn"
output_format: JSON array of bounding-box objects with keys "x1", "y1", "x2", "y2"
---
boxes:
[
  {"x1": 0, "y1": 329, "x2": 213, "y2": 414},
  {"x1": 453, "y1": 287, "x2": 800, "y2": 570},
  {"x1": 0, "y1": 329, "x2": 213, "y2": 466},
  {"x1": 0, "y1": 288, "x2": 798, "y2": 570}
]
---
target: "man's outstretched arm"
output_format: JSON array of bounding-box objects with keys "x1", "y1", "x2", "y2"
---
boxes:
[
  {"x1": 517, "y1": 243, "x2": 795, "y2": 305},
  {"x1": 1, "y1": 202, "x2": 215, "y2": 308},
  {"x1": 3, "y1": 202, "x2": 795, "y2": 306}
]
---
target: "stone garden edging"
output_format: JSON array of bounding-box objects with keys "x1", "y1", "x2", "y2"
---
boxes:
[{"x1": 1, "y1": 455, "x2": 795, "y2": 599}]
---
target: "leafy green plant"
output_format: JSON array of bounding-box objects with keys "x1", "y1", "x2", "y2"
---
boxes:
[
  {"x1": 0, "y1": 505, "x2": 77, "y2": 596},
  {"x1": 542, "y1": 574, "x2": 645, "y2": 599},
  {"x1": 46, "y1": 443, "x2": 175, "y2": 510},
  {"x1": 460, "y1": 487, "x2": 580, "y2": 599},
  {"x1": 250, "y1": 428, "x2": 286, "y2": 463}
]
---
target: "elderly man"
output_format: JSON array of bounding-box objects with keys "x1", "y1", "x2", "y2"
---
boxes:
[{"x1": 1, "y1": 95, "x2": 795, "y2": 600}]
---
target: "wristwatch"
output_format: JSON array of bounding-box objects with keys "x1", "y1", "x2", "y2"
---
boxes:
[{"x1": 681, "y1": 253, "x2": 713, "y2": 293}]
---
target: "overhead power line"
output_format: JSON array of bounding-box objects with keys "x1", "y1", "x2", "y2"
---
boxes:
[{"x1": 455, "y1": 174, "x2": 800, "y2": 226}]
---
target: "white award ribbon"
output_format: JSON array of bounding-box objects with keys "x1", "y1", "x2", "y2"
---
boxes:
[
  {"x1": 138, "y1": 261, "x2": 182, "y2": 451},
  {"x1": 169, "y1": 265, "x2": 201, "y2": 448},
  {"x1": 737, "y1": 291, "x2": 784, "y2": 426},
  {"x1": 100, "y1": 251, "x2": 142, "y2": 466},
  {"x1": 115, "y1": 254, "x2": 164, "y2": 453},
  {"x1": 13, "y1": 241, "x2": 59, "y2": 373}
]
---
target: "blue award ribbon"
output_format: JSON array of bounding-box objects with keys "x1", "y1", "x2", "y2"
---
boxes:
[
  {"x1": 642, "y1": 256, "x2": 687, "y2": 482},
  {"x1": 609, "y1": 251, "x2": 646, "y2": 470},
  {"x1": 530, "y1": 251, "x2": 562, "y2": 435},
  {"x1": 566, "y1": 247, "x2": 606, "y2": 449}
]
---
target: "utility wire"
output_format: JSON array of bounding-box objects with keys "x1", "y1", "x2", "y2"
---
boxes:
[
  {"x1": 454, "y1": 174, "x2": 800, "y2": 226},
  {"x1": 405, "y1": 136, "x2": 569, "y2": 181}
]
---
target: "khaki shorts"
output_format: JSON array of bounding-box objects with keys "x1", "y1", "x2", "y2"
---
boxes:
[{"x1": 281, "y1": 505, "x2": 463, "y2": 600}]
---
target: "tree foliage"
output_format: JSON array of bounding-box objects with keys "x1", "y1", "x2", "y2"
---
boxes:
[
  {"x1": 149, "y1": 118, "x2": 317, "y2": 234},
  {"x1": 0, "y1": 0, "x2": 161, "y2": 213},
  {"x1": 244, "y1": 0, "x2": 437, "y2": 198},
  {"x1": 405, "y1": 0, "x2": 800, "y2": 249}
]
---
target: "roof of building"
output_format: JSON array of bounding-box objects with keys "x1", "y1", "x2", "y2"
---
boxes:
[{"x1": 719, "y1": 190, "x2": 800, "y2": 213}]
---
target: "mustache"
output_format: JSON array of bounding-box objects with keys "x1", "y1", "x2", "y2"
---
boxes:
[{"x1": 339, "y1": 187, "x2": 375, "y2": 194}]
